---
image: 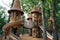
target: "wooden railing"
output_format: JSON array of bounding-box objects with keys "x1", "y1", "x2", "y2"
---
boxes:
[{"x1": 38, "y1": 25, "x2": 53, "y2": 40}]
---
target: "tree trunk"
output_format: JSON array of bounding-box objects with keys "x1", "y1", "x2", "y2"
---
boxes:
[
  {"x1": 40, "y1": 0, "x2": 48, "y2": 40},
  {"x1": 8, "y1": 0, "x2": 14, "y2": 22},
  {"x1": 51, "y1": 0, "x2": 58, "y2": 40},
  {"x1": 48, "y1": 10, "x2": 50, "y2": 17}
]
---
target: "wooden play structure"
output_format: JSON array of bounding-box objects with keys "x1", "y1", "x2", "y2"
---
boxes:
[
  {"x1": 2, "y1": 0, "x2": 24, "y2": 40},
  {"x1": 0, "y1": 0, "x2": 59, "y2": 40}
]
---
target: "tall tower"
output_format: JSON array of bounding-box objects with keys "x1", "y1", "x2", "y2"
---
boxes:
[
  {"x1": 3, "y1": 0, "x2": 24, "y2": 40},
  {"x1": 30, "y1": 6, "x2": 42, "y2": 38},
  {"x1": 8, "y1": 0, "x2": 24, "y2": 22}
]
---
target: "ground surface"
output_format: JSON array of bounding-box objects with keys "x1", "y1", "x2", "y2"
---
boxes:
[
  {"x1": 20, "y1": 34, "x2": 60, "y2": 40},
  {"x1": 0, "y1": 34, "x2": 60, "y2": 40},
  {"x1": 20, "y1": 34, "x2": 43, "y2": 40}
]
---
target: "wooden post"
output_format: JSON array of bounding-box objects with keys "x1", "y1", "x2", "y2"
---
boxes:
[{"x1": 51, "y1": 0, "x2": 58, "y2": 40}]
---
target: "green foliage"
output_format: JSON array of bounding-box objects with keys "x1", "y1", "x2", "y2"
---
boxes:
[
  {"x1": 0, "y1": 6, "x2": 6, "y2": 35},
  {"x1": 20, "y1": 0, "x2": 40, "y2": 15},
  {"x1": 20, "y1": 27, "x2": 29, "y2": 34}
]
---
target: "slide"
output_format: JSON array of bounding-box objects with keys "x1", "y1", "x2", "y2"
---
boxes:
[{"x1": 2, "y1": 20, "x2": 23, "y2": 32}]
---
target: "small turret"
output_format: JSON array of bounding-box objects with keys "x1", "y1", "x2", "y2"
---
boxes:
[
  {"x1": 31, "y1": 6, "x2": 42, "y2": 22},
  {"x1": 48, "y1": 16, "x2": 53, "y2": 33},
  {"x1": 8, "y1": 0, "x2": 24, "y2": 22},
  {"x1": 31, "y1": 6, "x2": 42, "y2": 38},
  {"x1": 31, "y1": 6, "x2": 39, "y2": 14}
]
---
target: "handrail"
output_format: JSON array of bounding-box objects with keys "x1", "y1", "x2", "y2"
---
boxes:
[
  {"x1": 38, "y1": 25, "x2": 53, "y2": 40},
  {"x1": 3, "y1": 20, "x2": 22, "y2": 31},
  {"x1": 2, "y1": 20, "x2": 22, "y2": 40},
  {"x1": 9, "y1": 32, "x2": 19, "y2": 40}
]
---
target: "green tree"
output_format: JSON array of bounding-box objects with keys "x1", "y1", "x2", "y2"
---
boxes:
[{"x1": 0, "y1": 6, "x2": 7, "y2": 35}]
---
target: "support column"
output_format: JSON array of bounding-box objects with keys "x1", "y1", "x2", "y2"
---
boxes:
[{"x1": 52, "y1": 0, "x2": 58, "y2": 40}]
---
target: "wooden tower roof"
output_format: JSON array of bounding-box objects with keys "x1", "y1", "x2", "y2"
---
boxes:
[
  {"x1": 8, "y1": 0, "x2": 24, "y2": 15},
  {"x1": 48, "y1": 16, "x2": 54, "y2": 22},
  {"x1": 31, "y1": 6, "x2": 39, "y2": 14}
]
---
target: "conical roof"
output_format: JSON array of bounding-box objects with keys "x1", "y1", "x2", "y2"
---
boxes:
[
  {"x1": 31, "y1": 6, "x2": 39, "y2": 14},
  {"x1": 48, "y1": 16, "x2": 53, "y2": 22},
  {"x1": 8, "y1": 0, "x2": 24, "y2": 15},
  {"x1": 27, "y1": 13, "x2": 32, "y2": 20}
]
